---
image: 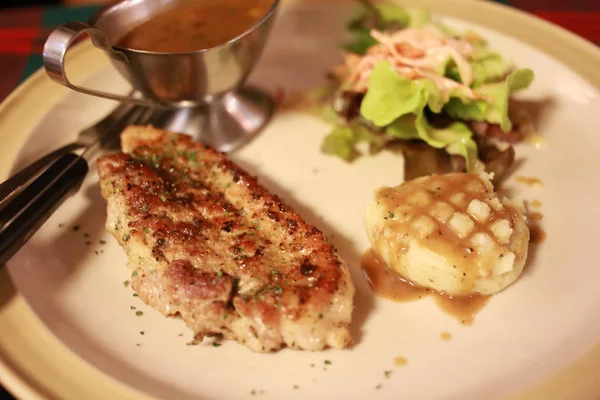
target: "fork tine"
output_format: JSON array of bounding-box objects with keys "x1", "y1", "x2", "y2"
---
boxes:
[
  {"x1": 102, "y1": 105, "x2": 158, "y2": 149},
  {"x1": 135, "y1": 107, "x2": 158, "y2": 126}
]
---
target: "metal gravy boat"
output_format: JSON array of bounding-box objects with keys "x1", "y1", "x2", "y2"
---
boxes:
[{"x1": 42, "y1": 0, "x2": 280, "y2": 152}]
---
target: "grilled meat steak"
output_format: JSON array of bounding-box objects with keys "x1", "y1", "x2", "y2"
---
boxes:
[{"x1": 97, "y1": 125, "x2": 355, "y2": 352}]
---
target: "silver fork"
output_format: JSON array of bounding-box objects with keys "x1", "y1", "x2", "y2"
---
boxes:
[
  {"x1": 0, "y1": 99, "x2": 138, "y2": 209},
  {"x1": 0, "y1": 105, "x2": 156, "y2": 266}
]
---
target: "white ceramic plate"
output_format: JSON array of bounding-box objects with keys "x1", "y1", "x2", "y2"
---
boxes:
[{"x1": 1, "y1": 1, "x2": 600, "y2": 399}]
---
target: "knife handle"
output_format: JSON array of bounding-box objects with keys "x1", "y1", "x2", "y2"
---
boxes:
[
  {"x1": 0, "y1": 153, "x2": 89, "y2": 266},
  {"x1": 0, "y1": 143, "x2": 82, "y2": 211}
]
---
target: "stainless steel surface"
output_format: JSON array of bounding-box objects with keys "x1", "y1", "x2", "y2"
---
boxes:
[
  {"x1": 42, "y1": 0, "x2": 280, "y2": 153},
  {"x1": 149, "y1": 86, "x2": 275, "y2": 153},
  {"x1": 43, "y1": 0, "x2": 280, "y2": 107},
  {"x1": 42, "y1": 22, "x2": 162, "y2": 108}
]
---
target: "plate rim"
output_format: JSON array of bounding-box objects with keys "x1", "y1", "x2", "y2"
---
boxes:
[{"x1": 0, "y1": 0, "x2": 599, "y2": 399}]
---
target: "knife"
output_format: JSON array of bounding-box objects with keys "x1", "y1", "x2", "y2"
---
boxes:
[{"x1": 0, "y1": 106, "x2": 156, "y2": 266}]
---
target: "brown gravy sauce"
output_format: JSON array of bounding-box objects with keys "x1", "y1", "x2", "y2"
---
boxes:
[
  {"x1": 117, "y1": 0, "x2": 273, "y2": 52},
  {"x1": 361, "y1": 249, "x2": 490, "y2": 325},
  {"x1": 515, "y1": 176, "x2": 544, "y2": 188},
  {"x1": 530, "y1": 200, "x2": 542, "y2": 208},
  {"x1": 526, "y1": 210, "x2": 546, "y2": 244},
  {"x1": 530, "y1": 225, "x2": 546, "y2": 244},
  {"x1": 394, "y1": 356, "x2": 408, "y2": 366},
  {"x1": 528, "y1": 211, "x2": 543, "y2": 222},
  {"x1": 529, "y1": 215, "x2": 545, "y2": 244}
]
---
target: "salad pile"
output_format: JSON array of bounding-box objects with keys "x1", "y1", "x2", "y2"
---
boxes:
[{"x1": 313, "y1": 2, "x2": 535, "y2": 182}]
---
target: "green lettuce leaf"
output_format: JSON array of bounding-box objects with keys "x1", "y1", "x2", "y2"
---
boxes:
[
  {"x1": 444, "y1": 68, "x2": 534, "y2": 131},
  {"x1": 385, "y1": 113, "x2": 479, "y2": 171},
  {"x1": 359, "y1": 61, "x2": 481, "y2": 171},
  {"x1": 345, "y1": 4, "x2": 437, "y2": 55},
  {"x1": 343, "y1": 30, "x2": 378, "y2": 55},
  {"x1": 344, "y1": 3, "x2": 410, "y2": 54},
  {"x1": 372, "y1": 3, "x2": 411, "y2": 26},
  {"x1": 445, "y1": 51, "x2": 512, "y2": 87},
  {"x1": 360, "y1": 61, "x2": 478, "y2": 124},
  {"x1": 321, "y1": 123, "x2": 385, "y2": 161},
  {"x1": 471, "y1": 52, "x2": 514, "y2": 86},
  {"x1": 414, "y1": 114, "x2": 479, "y2": 171},
  {"x1": 321, "y1": 125, "x2": 359, "y2": 160},
  {"x1": 407, "y1": 8, "x2": 432, "y2": 27},
  {"x1": 359, "y1": 62, "x2": 430, "y2": 126}
]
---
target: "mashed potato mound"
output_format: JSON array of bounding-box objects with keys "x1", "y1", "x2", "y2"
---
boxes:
[{"x1": 364, "y1": 172, "x2": 530, "y2": 296}]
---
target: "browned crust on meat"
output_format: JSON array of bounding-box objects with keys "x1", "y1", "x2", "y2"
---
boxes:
[{"x1": 97, "y1": 125, "x2": 354, "y2": 352}]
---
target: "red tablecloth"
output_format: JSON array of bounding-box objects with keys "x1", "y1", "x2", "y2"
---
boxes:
[
  {"x1": 0, "y1": 0, "x2": 599, "y2": 399},
  {"x1": 0, "y1": 1, "x2": 599, "y2": 104}
]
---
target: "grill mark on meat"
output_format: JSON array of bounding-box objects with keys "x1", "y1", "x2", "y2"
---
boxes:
[
  {"x1": 300, "y1": 260, "x2": 317, "y2": 276},
  {"x1": 97, "y1": 126, "x2": 355, "y2": 352}
]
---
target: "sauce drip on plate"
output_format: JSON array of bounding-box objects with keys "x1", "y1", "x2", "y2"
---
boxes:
[
  {"x1": 394, "y1": 356, "x2": 408, "y2": 366},
  {"x1": 515, "y1": 176, "x2": 544, "y2": 188},
  {"x1": 530, "y1": 200, "x2": 542, "y2": 208},
  {"x1": 361, "y1": 249, "x2": 490, "y2": 325},
  {"x1": 527, "y1": 211, "x2": 546, "y2": 244},
  {"x1": 117, "y1": 0, "x2": 274, "y2": 52}
]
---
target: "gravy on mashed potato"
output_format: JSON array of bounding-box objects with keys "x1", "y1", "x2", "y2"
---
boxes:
[
  {"x1": 361, "y1": 249, "x2": 489, "y2": 325},
  {"x1": 117, "y1": 0, "x2": 274, "y2": 53}
]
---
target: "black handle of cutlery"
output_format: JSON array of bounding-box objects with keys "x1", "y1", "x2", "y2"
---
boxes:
[
  {"x1": 0, "y1": 153, "x2": 89, "y2": 266},
  {"x1": 0, "y1": 143, "x2": 82, "y2": 211}
]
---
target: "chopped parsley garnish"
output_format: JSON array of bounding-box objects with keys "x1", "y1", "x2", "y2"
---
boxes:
[
  {"x1": 324, "y1": 360, "x2": 332, "y2": 365},
  {"x1": 212, "y1": 342, "x2": 222, "y2": 347},
  {"x1": 133, "y1": 293, "x2": 138, "y2": 297},
  {"x1": 388, "y1": 211, "x2": 395, "y2": 218},
  {"x1": 185, "y1": 150, "x2": 198, "y2": 163},
  {"x1": 122, "y1": 233, "x2": 130, "y2": 242},
  {"x1": 271, "y1": 285, "x2": 283, "y2": 295},
  {"x1": 375, "y1": 384, "x2": 382, "y2": 390},
  {"x1": 384, "y1": 370, "x2": 392, "y2": 378},
  {"x1": 318, "y1": 313, "x2": 323, "y2": 319},
  {"x1": 159, "y1": 194, "x2": 167, "y2": 202},
  {"x1": 99, "y1": 240, "x2": 106, "y2": 245},
  {"x1": 123, "y1": 280, "x2": 130, "y2": 287},
  {"x1": 135, "y1": 311, "x2": 143, "y2": 316},
  {"x1": 130, "y1": 306, "x2": 136, "y2": 310},
  {"x1": 143, "y1": 227, "x2": 149, "y2": 234},
  {"x1": 132, "y1": 271, "x2": 138, "y2": 277},
  {"x1": 216, "y1": 270, "x2": 223, "y2": 277}
]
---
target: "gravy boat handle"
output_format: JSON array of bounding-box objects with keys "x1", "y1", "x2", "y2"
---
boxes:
[{"x1": 42, "y1": 21, "x2": 166, "y2": 109}]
